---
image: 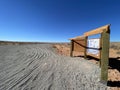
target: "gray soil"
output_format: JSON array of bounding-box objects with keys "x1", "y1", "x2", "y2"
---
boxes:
[{"x1": 0, "y1": 44, "x2": 107, "y2": 90}]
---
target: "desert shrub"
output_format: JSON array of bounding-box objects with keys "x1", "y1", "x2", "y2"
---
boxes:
[
  {"x1": 52, "y1": 45, "x2": 57, "y2": 48},
  {"x1": 110, "y1": 44, "x2": 120, "y2": 50},
  {"x1": 116, "y1": 51, "x2": 120, "y2": 54}
]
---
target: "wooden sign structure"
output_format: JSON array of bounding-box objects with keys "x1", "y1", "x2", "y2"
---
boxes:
[{"x1": 70, "y1": 24, "x2": 110, "y2": 82}]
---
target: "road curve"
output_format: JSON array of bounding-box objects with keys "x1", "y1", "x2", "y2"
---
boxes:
[{"x1": 0, "y1": 44, "x2": 107, "y2": 90}]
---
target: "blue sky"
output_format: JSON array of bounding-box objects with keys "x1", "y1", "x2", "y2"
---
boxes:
[{"x1": 0, "y1": 0, "x2": 120, "y2": 42}]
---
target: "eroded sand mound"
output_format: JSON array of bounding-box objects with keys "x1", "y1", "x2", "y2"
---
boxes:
[{"x1": 0, "y1": 44, "x2": 107, "y2": 90}]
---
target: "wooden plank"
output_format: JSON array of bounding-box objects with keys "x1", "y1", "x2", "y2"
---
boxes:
[
  {"x1": 87, "y1": 53, "x2": 100, "y2": 59},
  {"x1": 84, "y1": 24, "x2": 110, "y2": 36},
  {"x1": 100, "y1": 30, "x2": 110, "y2": 82},
  {"x1": 99, "y1": 35, "x2": 102, "y2": 67},
  {"x1": 73, "y1": 39, "x2": 86, "y2": 52},
  {"x1": 70, "y1": 40, "x2": 74, "y2": 57},
  {"x1": 84, "y1": 36, "x2": 88, "y2": 59}
]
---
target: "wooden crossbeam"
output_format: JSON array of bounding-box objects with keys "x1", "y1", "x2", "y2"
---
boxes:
[
  {"x1": 84, "y1": 24, "x2": 110, "y2": 36},
  {"x1": 69, "y1": 35, "x2": 85, "y2": 40}
]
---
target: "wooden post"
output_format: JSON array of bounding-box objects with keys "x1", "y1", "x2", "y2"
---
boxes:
[
  {"x1": 100, "y1": 29, "x2": 110, "y2": 82},
  {"x1": 99, "y1": 34, "x2": 102, "y2": 67},
  {"x1": 70, "y1": 40, "x2": 74, "y2": 57},
  {"x1": 84, "y1": 36, "x2": 88, "y2": 59}
]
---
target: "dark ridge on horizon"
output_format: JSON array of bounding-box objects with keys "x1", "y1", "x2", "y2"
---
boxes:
[
  {"x1": 110, "y1": 42, "x2": 120, "y2": 43},
  {"x1": 0, "y1": 40, "x2": 70, "y2": 45}
]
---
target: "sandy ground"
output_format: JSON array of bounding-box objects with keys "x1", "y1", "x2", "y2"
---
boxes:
[
  {"x1": 0, "y1": 44, "x2": 107, "y2": 90},
  {"x1": 54, "y1": 44, "x2": 120, "y2": 90}
]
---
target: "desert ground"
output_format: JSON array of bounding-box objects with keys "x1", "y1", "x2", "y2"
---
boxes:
[
  {"x1": 54, "y1": 42, "x2": 120, "y2": 90},
  {"x1": 0, "y1": 42, "x2": 108, "y2": 90},
  {"x1": 0, "y1": 42, "x2": 120, "y2": 90}
]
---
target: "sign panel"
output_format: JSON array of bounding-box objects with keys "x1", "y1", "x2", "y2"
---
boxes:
[{"x1": 87, "y1": 38, "x2": 100, "y2": 56}]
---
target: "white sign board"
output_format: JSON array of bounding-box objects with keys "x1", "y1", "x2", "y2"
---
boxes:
[{"x1": 87, "y1": 39, "x2": 100, "y2": 56}]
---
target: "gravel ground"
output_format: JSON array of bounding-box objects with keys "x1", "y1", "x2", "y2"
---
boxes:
[{"x1": 0, "y1": 44, "x2": 107, "y2": 90}]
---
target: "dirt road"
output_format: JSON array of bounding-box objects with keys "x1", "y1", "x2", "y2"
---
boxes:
[{"x1": 0, "y1": 44, "x2": 107, "y2": 90}]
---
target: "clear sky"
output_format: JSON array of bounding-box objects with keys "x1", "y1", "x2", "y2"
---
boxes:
[{"x1": 0, "y1": 0, "x2": 120, "y2": 42}]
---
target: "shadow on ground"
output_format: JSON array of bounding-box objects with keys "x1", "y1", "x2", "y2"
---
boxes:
[
  {"x1": 108, "y1": 57, "x2": 120, "y2": 87},
  {"x1": 74, "y1": 55, "x2": 99, "y2": 61},
  {"x1": 107, "y1": 81, "x2": 120, "y2": 87},
  {"x1": 109, "y1": 57, "x2": 120, "y2": 72}
]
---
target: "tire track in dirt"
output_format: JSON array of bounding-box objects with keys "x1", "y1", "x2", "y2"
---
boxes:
[{"x1": 0, "y1": 44, "x2": 107, "y2": 90}]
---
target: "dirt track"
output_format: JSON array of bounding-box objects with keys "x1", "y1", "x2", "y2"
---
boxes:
[{"x1": 0, "y1": 44, "x2": 107, "y2": 90}]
